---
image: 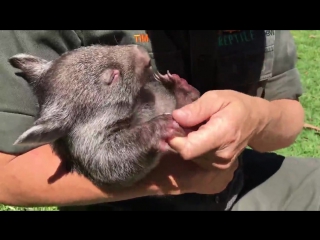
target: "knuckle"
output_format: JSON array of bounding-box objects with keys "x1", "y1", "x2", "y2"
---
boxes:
[
  {"x1": 203, "y1": 90, "x2": 218, "y2": 102},
  {"x1": 216, "y1": 162, "x2": 232, "y2": 170},
  {"x1": 180, "y1": 149, "x2": 193, "y2": 160},
  {"x1": 217, "y1": 151, "x2": 234, "y2": 162},
  {"x1": 202, "y1": 90, "x2": 213, "y2": 98},
  {"x1": 232, "y1": 159, "x2": 240, "y2": 170},
  {"x1": 227, "y1": 127, "x2": 239, "y2": 142}
]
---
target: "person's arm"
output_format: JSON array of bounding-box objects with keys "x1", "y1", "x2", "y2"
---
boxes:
[
  {"x1": 248, "y1": 30, "x2": 305, "y2": 152},
  {"x1": 0, "y1": 145, "x2": 160, "y2": 207},
  {"x1": 0, "y1": 30, "x2": 161, "y2": 207}
]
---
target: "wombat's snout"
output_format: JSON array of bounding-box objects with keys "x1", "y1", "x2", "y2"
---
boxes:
[{"x1": 134, "y1": 45, "x2": 151, "y2": 68}]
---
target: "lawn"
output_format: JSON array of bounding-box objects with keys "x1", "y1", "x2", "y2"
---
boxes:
[{"x1": 1, "y1": 30, "x2": 319, "y2": 211}]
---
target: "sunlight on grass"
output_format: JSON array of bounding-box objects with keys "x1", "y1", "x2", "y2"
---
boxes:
[{"x1": 276, "y1": 30, "x2": 320, "y2": 158}]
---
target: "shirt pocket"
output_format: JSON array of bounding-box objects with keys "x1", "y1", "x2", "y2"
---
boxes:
[
  {"x1": 261, "y1": 30, "x2": 276, "y2": 81},
  {"x1": 216, "y1": 30, "x2": 276, "y2": 96}
]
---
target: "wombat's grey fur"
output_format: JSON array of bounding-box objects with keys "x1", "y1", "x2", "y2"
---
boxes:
[{"x1": 9, "y1": 44, "x2": 200, "y2": 188}]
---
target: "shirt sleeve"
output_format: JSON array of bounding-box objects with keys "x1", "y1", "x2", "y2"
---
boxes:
[
  {"x1": 263, "y1": 30, "x2": 303, "y2": 101},
  {"x1": 0, "y1": 30, "x2": 82, "y2": 155}
]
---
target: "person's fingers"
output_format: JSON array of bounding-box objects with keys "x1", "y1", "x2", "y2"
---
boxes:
[
  {"x1": 231, "y1": 159, "x2": 239, "y2": 175},
  {"x1": 172, "y1": 91, "x2": 226, "y2": 128},
  {"x1": 191, "y1": 151, "x2": 217, "y2": 170},
  {"x1": 168, "y1": 117, "x2": 227, "y2": 160},
  {"x1": 194, "y1": 158, "x2": 239, "y2": 195},
  {"x1": 192, "y1": 150, "x2": 227, "y2": 169},
  {"x1": 213, "y1": 159, "x2": 239, "y2": 191}
]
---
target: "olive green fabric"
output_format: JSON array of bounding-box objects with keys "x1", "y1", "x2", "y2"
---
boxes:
[
  {"x1": 0, "y1": 30, "x2": 80, "y2": 154},
  {"x1": 232, "y1": 150, "x2": 320, "y2": 211},
  {"x1": 264, "y1": 30, "x2": 303, "y2": 101},
  {"x1": 60, "y1": 151, "x2": 320, "y2": 211}
]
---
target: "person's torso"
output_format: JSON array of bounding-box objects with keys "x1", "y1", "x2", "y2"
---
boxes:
[
  {"x1": 77, "y1": 30, "x2": 276, "y2": 96},
  {"x1": 61, "y1": 30, "x2": 276, "y2": 211}
]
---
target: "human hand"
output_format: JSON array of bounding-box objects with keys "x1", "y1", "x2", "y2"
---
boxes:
[
  {"x1": 168, "y1": 90, "x2": 267, "y2": 170},
  {"x1": 137, "y1": 152, "x2": 238, "y2": 195}
]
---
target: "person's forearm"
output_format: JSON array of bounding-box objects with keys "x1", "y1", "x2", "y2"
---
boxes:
[
  {"x1": 248, "y1": 98, "x2": 305, "y2": 152},
  {"x1": 0, "y1": 145, "x2": 160, "y2": 207}
]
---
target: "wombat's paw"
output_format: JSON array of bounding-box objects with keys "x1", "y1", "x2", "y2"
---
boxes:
[
  {"x1": 154, "y1": 71, "x2": 200, "y2": 101},
  {"x1": 152, "y1": 114, "x2": 186, "y2": 152}
]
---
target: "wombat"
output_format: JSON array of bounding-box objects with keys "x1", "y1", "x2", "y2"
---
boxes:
[{"x1": 9, "y1": 44, "x2": 200, "y2": 188}]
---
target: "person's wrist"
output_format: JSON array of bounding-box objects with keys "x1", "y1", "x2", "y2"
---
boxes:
[
  {"x1": 248, "y1": 96, "x2": 272, "y2": 146},
  {"x1": 139, "y1": 177, "x2": 186, "y2": 196},
  {"x1": 103, "y1": 181, "x2": 165, "y2": 203},
  {"x1": 133, "y1": 152, "x2": 189, "y2": 196}
]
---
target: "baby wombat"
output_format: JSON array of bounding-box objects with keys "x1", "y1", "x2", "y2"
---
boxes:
[{"x1": 9, "y1": 44, "x2": 200, "y2": 188}]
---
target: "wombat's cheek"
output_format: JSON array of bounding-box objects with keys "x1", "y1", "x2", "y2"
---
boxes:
[{"x1": 134, "y1": 45, "x2": 151, "y2": 67}]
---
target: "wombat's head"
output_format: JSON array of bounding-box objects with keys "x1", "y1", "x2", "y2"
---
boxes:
[{"x1": 9, "y1": 44, "x2": 153, "y2": 146}]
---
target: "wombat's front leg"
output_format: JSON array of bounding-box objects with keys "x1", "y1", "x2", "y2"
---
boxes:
[
  {"x1": 154, "y1": 71, "x2": 201, "y2": 108},
  {"x1": 94, "y1": 114, "x2": 185, "y2": 188}
]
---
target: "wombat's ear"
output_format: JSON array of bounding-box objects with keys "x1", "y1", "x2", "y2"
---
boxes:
[
  {"x1": 13, "y1": 123, "x2": 63, "y2": 146},
  {"x1": 8, "y1": 54, "x2": 50, "y2": 82}
]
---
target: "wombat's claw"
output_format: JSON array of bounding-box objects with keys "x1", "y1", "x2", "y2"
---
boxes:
[
  {"x1": 167, "y1": 70, "x2": 173, "y2": 79},
  {"x1": 153, "y1": 71, "x2": 170, "y2": 82},
  {"x1": 153, "y1": 71, "x2": 162, "y2": 82}
]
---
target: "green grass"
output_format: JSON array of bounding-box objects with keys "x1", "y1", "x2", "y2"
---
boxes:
[
  {"x1": 0, "y1": 205, "x2": 58, "y2": 211},
  {"x1": 1, "y1": 30, "x2": 319, "y2": 211},
  {"x1": 277, "y1": 30, "x2": 320, "y2": 158}
]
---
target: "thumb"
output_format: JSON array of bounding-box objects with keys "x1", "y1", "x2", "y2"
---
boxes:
[
  {"x1": 172, "y1": 91, "x2": 223, "y2": 127},
  {"x1": 168, "y1": 136, "x2": 188, "y2": 154}
]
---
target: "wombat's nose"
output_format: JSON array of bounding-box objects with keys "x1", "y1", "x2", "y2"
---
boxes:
[
  {"x1": 135, "y1": 44, "x2": 149, "y2": 54},
  {"x1": 134, "y1": 44, "x2": 151, "y2": 66}
]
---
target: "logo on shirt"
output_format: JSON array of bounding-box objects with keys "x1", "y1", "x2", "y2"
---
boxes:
[
  {"x1": 265, "y1": 30, "x2": 275, "y2": 36},
  {"x1": 133, "y1": 34, "x2": 149, "y2": 43},
  {"x1": 218, "y1": 30, "x2": 255, "y2": 46},
  {"x1": 131, "y1": 31, "x2": 275, "y2": 48},
  {"x1": 218, "y1": 30, "x2": 275, "y2": 47}
]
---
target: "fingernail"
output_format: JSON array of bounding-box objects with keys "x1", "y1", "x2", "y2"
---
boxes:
[
  {"x1": 173, "y1": 109, "x2": 188, "y2": 119},
  {"x1": 172, "y1": 120, "x2": 180, "y2": 128}
]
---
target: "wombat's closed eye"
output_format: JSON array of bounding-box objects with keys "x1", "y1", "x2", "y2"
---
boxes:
[{"x1": 100, "y1": 69, "x2": 120, "y2": 85}]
